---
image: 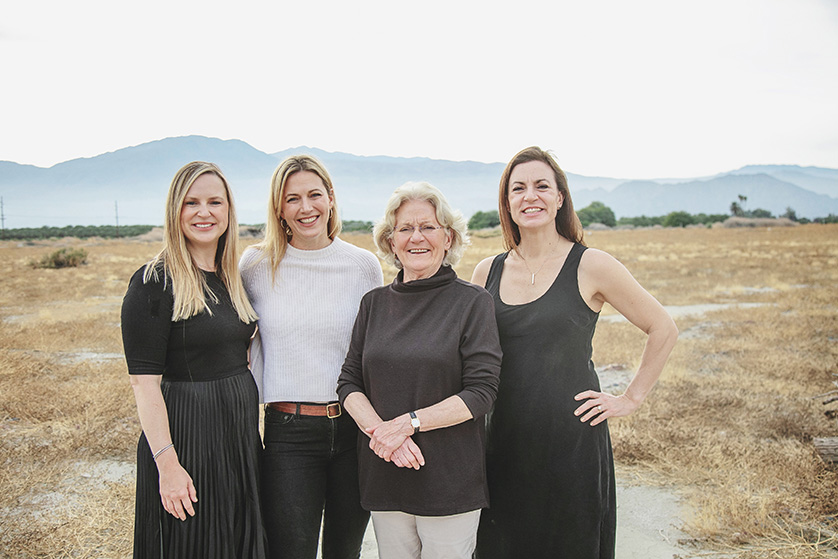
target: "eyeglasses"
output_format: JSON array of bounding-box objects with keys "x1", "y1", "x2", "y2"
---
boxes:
[{"x1": 394, "y1": 225, "x2": 445, "y2": 238}]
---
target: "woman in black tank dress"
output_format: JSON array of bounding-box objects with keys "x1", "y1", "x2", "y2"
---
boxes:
[{"x1": 472, "y1": 147, "x2": 678, "y2": 558}]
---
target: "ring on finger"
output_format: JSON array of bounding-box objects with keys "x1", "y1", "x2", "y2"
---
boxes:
[{"x1": 597, "y1": 405, "x2": 603, "y2": 411}]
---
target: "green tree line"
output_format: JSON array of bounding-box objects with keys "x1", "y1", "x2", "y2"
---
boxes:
[
  {"x1": 466, "y1": 200, "x2": 838, "y2": 230},
  {"x1": 1, "y1": 221, "x2": 378, "y2": 241},
  {"x1": 4, "y1": 207, "x2": 836, "y2": 241},
  {"x1": 1, "y1": 224, "x2": 156, "y2": 240}
]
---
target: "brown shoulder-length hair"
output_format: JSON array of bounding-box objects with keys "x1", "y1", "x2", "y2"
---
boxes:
[
  {"x1": 250, "y1": 154, "x2": 342, "y2": 281},
  {"x1": 498, "y1": 146, "x2": 584, "y2": 251}
]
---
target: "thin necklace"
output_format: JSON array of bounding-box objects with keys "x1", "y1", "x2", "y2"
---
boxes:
[{"x1": 517, "y1": 249, "x2": 550, "y2": 285}]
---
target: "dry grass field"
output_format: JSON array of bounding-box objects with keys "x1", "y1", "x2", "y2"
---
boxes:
[{"x1": 1, "y1": 224, "x2": 837, "y2": 558}]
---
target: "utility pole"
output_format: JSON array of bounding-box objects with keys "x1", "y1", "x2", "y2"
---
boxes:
[
  {"x1": 115, "y1": 200, "x2": 120, "y2": 238},
  {"x1": 1, "y1": 196, "x2": 5, "y2": 239}
]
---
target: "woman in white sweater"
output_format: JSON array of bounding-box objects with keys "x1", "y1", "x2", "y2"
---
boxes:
[{"x1": 240, "y1": 155, "x2": 382, "y2": 559}]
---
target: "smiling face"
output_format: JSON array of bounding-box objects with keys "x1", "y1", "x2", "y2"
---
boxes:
[
  {"x1": 507, "y1": 160, "x2": 564, "y2": 231},
  {"x1": 390, "y1": 199, "x2": 452, "y2": 282},
  {"x1": 180, "y1": 172, "x2": 229, "y2": 255},
  {"x1": 280, "y1": 170, "x2": 334, "y2": 250}
]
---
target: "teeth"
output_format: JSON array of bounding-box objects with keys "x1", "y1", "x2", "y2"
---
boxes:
[
  {"x1": 195, "y1": 224, "x2": 213, "y2": 229},
  {"x1": 408, "y1": 249, "x2": 429, "y2": 253},
  {"x1": 300, "y1": 217, "x2": 317, "y2": 224},
  {"x1": 523, "y1": 208, "x2": 541, "y2": 214}
]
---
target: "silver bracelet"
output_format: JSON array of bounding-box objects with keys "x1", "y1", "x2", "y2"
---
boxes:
[{"x1": 153, "y1": 443, "x2": 174, "y2": 462}]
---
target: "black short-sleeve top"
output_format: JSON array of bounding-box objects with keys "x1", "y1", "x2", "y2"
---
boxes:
[{"x1": 121, "y1": 266, "x2": 255, "y2": 382}]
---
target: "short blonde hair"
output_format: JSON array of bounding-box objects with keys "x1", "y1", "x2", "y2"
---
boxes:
[{"x1": 373, "y1": 181, "x2": 469, "y2": 270}]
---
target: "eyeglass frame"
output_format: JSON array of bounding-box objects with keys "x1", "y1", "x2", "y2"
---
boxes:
[{"x1": 391, "y1": 224, "x2": 447, "y2": 238}]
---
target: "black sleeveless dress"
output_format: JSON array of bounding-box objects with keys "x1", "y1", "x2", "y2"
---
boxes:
[{"x1": 476, "y1": 243, "x2": 616, "y2": 559}]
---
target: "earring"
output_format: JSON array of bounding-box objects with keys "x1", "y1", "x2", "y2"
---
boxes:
[{"x1": 280, "y1": 218, "x2": 292, "y2": 237}]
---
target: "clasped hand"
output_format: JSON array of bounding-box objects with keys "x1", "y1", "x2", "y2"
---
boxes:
[{"x1": 366, "y1": 415, "x2": 425, "y2": 470}]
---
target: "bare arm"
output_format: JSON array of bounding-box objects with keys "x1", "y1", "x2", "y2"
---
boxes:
[
  {"x1": 343, "y1": 391, "x2": 385, "y2": 434},
  {"x1": 575, "y1": 249, "x2": 679, "y2": 425},
  {"x1": 365, "y1": 395, "x2": 473, "y2": 458},
  {"x1": 414, "y1": 395, "x2": 474, "y2": 430},
  {"x1": 130, "y1": 374, "x2": 198, "y2": 519}
]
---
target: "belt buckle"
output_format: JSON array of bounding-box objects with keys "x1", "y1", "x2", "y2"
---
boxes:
[{"x1": 326, "y1": 403, "x2": 341, "y2": 419}]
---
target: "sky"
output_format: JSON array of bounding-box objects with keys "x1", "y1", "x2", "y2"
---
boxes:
[{"x1": 2, "y1": 0, "x2": 838, "y2": 179}]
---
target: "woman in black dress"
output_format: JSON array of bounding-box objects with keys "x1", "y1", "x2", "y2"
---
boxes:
[
  {"x1": 122, "y1": 161, "x2": 266, "y2": 558},
  {"x1": 472, "y1": 147, "x2": 678, "y2": 558}
]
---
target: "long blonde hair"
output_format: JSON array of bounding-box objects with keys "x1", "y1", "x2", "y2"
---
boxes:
[
  {"x1": 249, "y1": 154, "x2": 342, "y2": 281},
  {"x1": 144, "y1": 161, "x2": 258, "y2": 323}
]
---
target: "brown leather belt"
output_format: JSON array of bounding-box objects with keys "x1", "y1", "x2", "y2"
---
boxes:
[{"x1": 268, "y1": 402, "x2": 342, "y2": 418}]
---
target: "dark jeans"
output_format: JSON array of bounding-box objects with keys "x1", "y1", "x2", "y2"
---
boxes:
[{"x1": 262, "y1": 405, "x2": 370, "y2": 559}]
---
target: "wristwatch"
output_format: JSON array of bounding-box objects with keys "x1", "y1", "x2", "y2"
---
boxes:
[{"x1": 409, "y1": 411, "x2": 420, "y2": 435}]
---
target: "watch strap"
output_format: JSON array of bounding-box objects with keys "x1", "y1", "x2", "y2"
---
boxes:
[{"x1": 409, "y1": 411, "x2": 420, "y2": 435}]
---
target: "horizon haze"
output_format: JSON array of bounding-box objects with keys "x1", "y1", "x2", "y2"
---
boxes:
[{"x1": 1, "y1": 136, "x2": 837, "y2": 229}]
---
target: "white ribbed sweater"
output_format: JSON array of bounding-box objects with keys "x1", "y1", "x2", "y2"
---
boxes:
[{"x1": 240, "y1": 237, "x2": 383, "y2": 403}]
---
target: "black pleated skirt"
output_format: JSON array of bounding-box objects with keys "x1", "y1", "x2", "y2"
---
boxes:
[{"x1": 133, "y1": 371, "x2": 267, "y2": 559}]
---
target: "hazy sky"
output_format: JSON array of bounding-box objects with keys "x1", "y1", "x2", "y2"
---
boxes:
[{"x1": 2, "y1": 0, "x2": 837, "y2": 178}]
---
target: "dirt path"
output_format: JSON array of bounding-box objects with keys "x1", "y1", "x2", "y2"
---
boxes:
[
  {"x1": 615, "y1": 480, "x2": 701, "y2": 558},
  {"x1": 352, "y1": 476, "x2": 706, "y2": 558}
]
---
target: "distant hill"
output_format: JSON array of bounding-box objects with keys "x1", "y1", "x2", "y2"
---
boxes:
[
  {"x1": 0, "y1": 137, "x2": 280, "y2": 228},
  {"x1": 572, "y1": 173, "x2": 838, "y2": 219},
  {"x1": 0, "y1": 137, "x2": 505, "y2": 227},
  {"x1": 725, "y1": 165, "x2": 838, "y2": 197},
  {"x1": 1, "y1": 136, "x2": 836, "y2": 228}
]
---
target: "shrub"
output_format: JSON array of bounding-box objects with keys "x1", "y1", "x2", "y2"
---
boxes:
[
  {"x1": 691, "y1": 213, "x2": 728, "y2": 225},
  {"x1": 577, "y1": 201, "x2": 616, "y2": 227},
  {"x1": 780, "y1": 207, "x2": 798, "y2": 222},
  {"x1": 468, "y1": 210, "x2": 500, "y2": 230},
  {"x1": 747, "y1": 208, "x2": 774, "y2": 218},
  {"x1": 662, "y1": 211, "x2": 694, "y2": 228},
  {"x1": 342, "y1": 220, "x2": 374, "y2": 232},
  {"x1": 617, "y1": 215, "x2": 664, "y2": 227},
  {"x1": 719, "y1": 217, "x2": 797, "y2": 228},
  {"x1": 34, "y1": 248, "x2": 89, "y2": 269}
]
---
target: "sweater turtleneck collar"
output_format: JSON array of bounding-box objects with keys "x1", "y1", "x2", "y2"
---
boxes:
[{"x1": 392, "y1": 265, "x2": 456, "y2": 293}]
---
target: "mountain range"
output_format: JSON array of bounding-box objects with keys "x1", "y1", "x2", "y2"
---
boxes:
[{"x1": 1, "y1": 135, "x2": 837, "y2": 228}]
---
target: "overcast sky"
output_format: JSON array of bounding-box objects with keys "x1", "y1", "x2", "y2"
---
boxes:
[{"x1": 2, "y1": 0, "x2": 837, "y2": 178}]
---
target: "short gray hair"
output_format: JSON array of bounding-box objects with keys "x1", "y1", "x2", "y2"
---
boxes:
[{"x1": 373, "y1": 182, "x2": 470, "y2": 270}]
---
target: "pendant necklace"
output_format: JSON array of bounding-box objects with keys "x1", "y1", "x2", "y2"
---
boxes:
[{"x1": 517, "y1": 250, "x2": 550, "y2": 285}]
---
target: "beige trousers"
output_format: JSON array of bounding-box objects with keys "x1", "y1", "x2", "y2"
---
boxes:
[{"x1": 370, "y1": 509, "x2": 481, "y2": 559}]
